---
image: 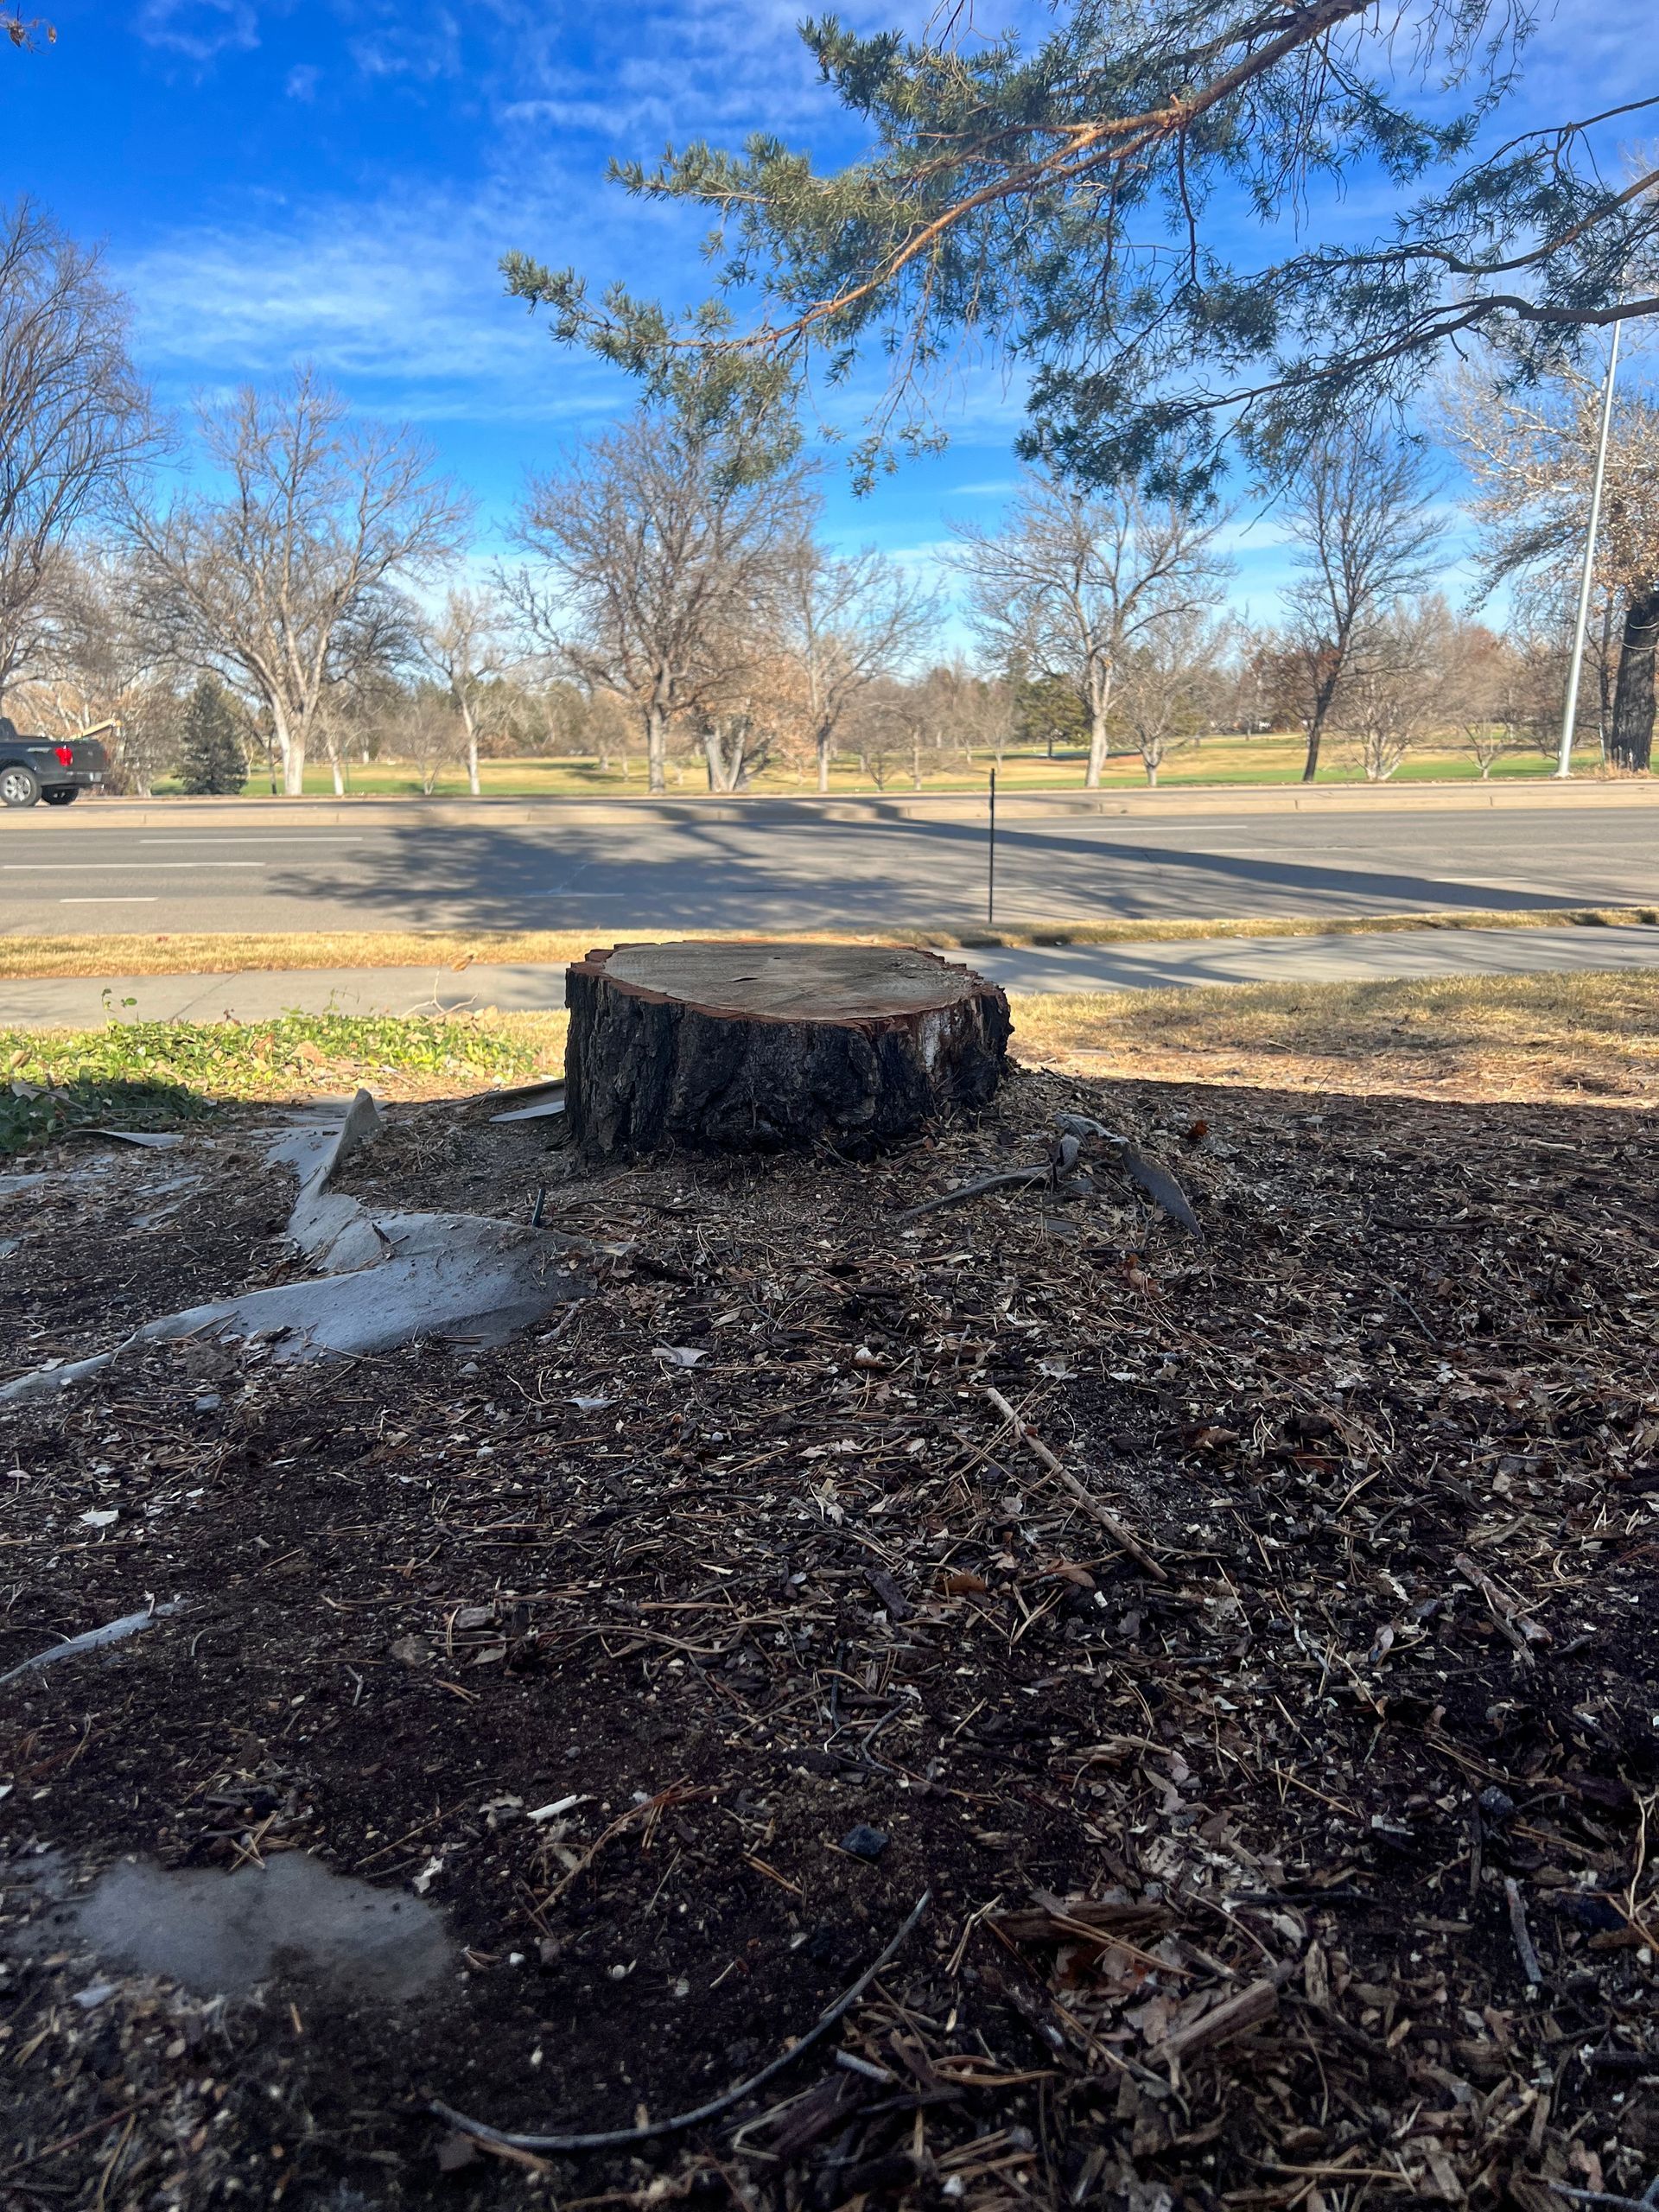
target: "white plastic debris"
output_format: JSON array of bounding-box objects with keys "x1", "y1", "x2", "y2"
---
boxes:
[
  {"x1": 0, "y1": 1090, "x2": 606, "y2": 1402},
  {"x1": 527, "y1": 1794, "x2": 589, "y2": 1823},
  {"x1": 1, "y1": 1601, "x2": 184, "y2": 1687},
  {"x1": 488, "y1": 1080, "x2": 567, "y2": 1125}
]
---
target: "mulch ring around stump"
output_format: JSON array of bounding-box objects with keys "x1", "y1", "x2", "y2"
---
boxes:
[{"x1": 1, "y1": 1063, "x2": 1656, "y2": 2212}]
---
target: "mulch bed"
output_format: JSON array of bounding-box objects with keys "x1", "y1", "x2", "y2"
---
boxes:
[{"x1": 0, "y1": 1066, "x2": 1656, "y2": 2212}]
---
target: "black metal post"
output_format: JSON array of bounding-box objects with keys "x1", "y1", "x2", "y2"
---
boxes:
[{"x1": 987, "y1": 768, "x2": 996, "y2": 927}]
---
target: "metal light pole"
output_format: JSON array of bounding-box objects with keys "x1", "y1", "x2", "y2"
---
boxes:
[
  {"x1": 1556, "y1": 318, "x2": 1623, "y2": 778},
  {"x1": 987, "y1": 768, "x2": 997, "y2": 926}
]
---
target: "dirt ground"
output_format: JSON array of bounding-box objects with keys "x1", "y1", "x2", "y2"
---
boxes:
[{"x1": 1, "y1": 1064, "x2": 1656, "y2": 2212}]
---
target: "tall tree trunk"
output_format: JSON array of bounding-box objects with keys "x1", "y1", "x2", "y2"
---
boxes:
[
  {"x1": 817, "y1": 727, "x2": 832, "y2": 794},
  {"x1": 274, "y1": 704, "x2": 305, "y2": 797},
  {"x1": 1300, "y1": 697, "x2": 1334, "y2": 783},
  {"x1": 1609, "y1": 586, "x2": 1659, "y2": 772},
  {"x1": 645, "y1": 698, "x2": 668, "y2": 795},
  {"x1": 1300, "y1": 716, "x2": 1322, "y2": 782},
  {"x1": 1300, "y1": 649, "x2": 1345, "y2": 783},
  {"x1": 463, "y1": 707, "x2": 480, "y2": 797},
  {"x1": 1599, "y1": 598, "x2": 1615, "y2": 761},
  {"x1": 1084, "y1": 672, "x2": 1111, "y2": 788},
  {"x1": 702, "y1": 722, "x2": 747, "y2": 792}
]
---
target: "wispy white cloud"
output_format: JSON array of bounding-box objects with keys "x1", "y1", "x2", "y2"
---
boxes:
[
  {"x1": 123, "y1": 196, "x2": 620, "y2": 434},
  {"x1": 135, "y1": 0, "x2": 259, "y2": 60},
  {"x1": 485, "y1": 0, "x2": 906, "y2": 145},
  {"x1": 346, "y1": 3, "x2": 462, "y2": 81}
]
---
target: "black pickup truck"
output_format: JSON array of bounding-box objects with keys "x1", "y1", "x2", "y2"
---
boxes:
[{"x1": 0, "y1": 717, "x2": 110, "y2": 807}]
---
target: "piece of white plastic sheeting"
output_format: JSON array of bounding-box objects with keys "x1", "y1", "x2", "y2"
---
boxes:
[{"x1": 0, "y1": 1090, "x2": 597, "y2": 1401}]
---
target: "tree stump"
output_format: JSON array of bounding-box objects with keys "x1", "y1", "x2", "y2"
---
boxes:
[{"x1": 564, "y1": 941, "x2": 1010, "y2": 1155}]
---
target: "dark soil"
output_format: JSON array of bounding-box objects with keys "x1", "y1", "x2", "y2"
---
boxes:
[{"x1": 1, "y1": 1069, "x2": 1656, "y2": 2212}]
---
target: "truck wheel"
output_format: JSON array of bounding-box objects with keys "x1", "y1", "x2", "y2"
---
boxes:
[
  {"x1": 0, "y1": 764, "x2": 41, "y2": 808},
  {"x1": 41, "y1": 787, "x2": 79, "y2": 806}
]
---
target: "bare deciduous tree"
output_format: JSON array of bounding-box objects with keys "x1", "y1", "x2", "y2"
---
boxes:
[
  {"x1": 512, "y1": 408, "x2": 815, "y2": 795},
  {"x1": 9, "y1": 547, "x2": 180, "y2": 794},
  {"x1": 0, "y1": 198, "x2": 154, "y2": 712},
  {"x1": 399, "y1": 689, "x2": 469, "y2": 797},
  {"x1": 422, "y1": 585, "x2": 511, "y2": 798},
  {"x1": 1112, "y1": 611, "x2": 1230, "y2": 786},
  {"x1": 783, "y1": 546, "x2": 939, "y2": 793},
  {"x1": 1441, "y1": 621, "x2": 1556, "y2": 779},
  {"x1": 1279, "y1": 426, "x2": 1445, "y2": 783},
  {"x1": 128, "y1": 370, "x2": 467, "y2": 794},
  {"x1": 950, "y1": 474, "x2": 1230, "y2": 789},
  {"x1": 915, "y1": 660, "x2": 1010, "y2": 777},
  {"x1": 1452, "y1": 368, "x2": 1659, "y2": 771},
  {"x1": 1332, "y1": 595, "x2": 1459, "y2": 784}
]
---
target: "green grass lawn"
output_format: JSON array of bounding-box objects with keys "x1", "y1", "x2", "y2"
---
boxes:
[
  {"x1": 1, "y1": 1011, "x2": 560, "y2": 1152},
  {"x1": 169, "y1": 734, "x2": 1605, "y2": 802}
]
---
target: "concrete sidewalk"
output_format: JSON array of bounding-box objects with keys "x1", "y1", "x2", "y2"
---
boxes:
[{"x1": 6, "y1": 921, "x2": 1659, "y2": 1029}]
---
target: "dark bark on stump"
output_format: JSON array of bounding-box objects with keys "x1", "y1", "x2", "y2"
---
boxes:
[{"x1": 564, "y1": 942, "x2": 1010, "y2": 1156}]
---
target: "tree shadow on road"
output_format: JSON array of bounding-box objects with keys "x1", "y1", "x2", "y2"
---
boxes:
[{"x1": 260, "y1": 806, "x2": 1588, "y2": 935}]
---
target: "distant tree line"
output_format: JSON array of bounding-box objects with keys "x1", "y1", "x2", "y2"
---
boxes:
[{"x1": 1, "y1": 191, "x2": 1655, "y2": 797}]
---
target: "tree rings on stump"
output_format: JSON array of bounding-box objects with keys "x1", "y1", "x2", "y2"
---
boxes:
[{"x1": 564, "y1": 940, "x2": 1010, "y2": 1155}]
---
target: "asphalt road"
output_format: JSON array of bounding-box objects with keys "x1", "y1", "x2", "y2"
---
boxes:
[{"x1": 0, "y1": 800, "x2": 1654, "y2": 938}]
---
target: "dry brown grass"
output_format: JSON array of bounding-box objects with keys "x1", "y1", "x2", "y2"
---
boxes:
[
  {"x1": 3, "y1": 906, "x2": 1656, "y2": 979},
  {"x1": 1011, "y1": 968, "x2": 1659, "y2": 1105}
]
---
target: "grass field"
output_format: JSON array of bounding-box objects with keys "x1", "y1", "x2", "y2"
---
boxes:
[
  {"x1": 5, "y1": 906, "x2": 1656, "y2": 981},
  {"x1": 180, "y1": 734, "x2": 1608, "y2": 801},
  {"x1": 5, "y1": 966, "x2": 1651, "y2": 1151}
]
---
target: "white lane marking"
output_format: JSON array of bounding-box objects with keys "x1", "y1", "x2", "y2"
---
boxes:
[
  {"x1": 2, "y1": 861, "x2": 265, "y2": 872},
  {"x1": 60, "y1": 896, "x2": 159, "y2": 905}
]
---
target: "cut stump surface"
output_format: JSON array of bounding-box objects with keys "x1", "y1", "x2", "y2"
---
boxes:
[{"x1": 564, "y1": 941, "x2": 1010, "y2": 1154}]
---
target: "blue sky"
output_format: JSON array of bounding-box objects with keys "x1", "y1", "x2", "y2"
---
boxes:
[{"x1": 8, "y1": 0, "x2": 1655, "y2": 632}]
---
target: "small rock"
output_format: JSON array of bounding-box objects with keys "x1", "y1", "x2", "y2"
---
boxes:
[
  {"x1": 435, "y1": 2133, "x2": 480, "y2": 2174},
  {"x1": 1478, "y1": 1785, "x2": 1516, "y2": 1824},
  {"x1": 73, "y1": 1980, "x2": 118, "y2": 2011},
  {"x1": 194, "y1": 1393, "x2": 223, "y2": 1413},
  {"x1": 389, "y1": 1634, "x2": 432, "y2": 1668},
  {"x1": 840, "y1": 1823, "x2": 889, "y2": 1861}
]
